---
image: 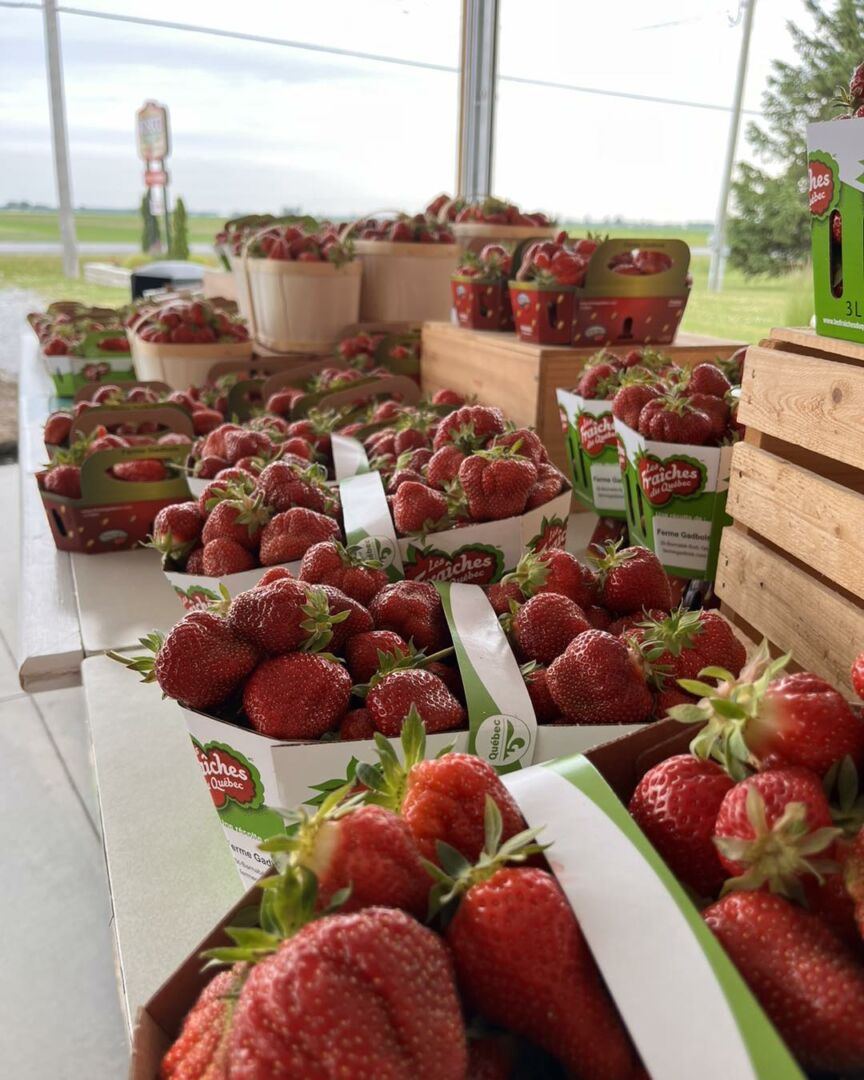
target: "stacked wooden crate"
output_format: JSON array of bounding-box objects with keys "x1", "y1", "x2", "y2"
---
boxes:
[{"x1": 715, "y1": 327, "x2": 864, "y2": 699}]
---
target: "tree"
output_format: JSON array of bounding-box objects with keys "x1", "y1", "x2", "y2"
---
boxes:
[
  {"x1": 140, "y1": 191, "x2": 161, "y2": 253},
  {"x1": 729, "y1": 0, "x2": 864, "y2": 276},
  {"x1": 169, "y1": 196, "x2": 190, "y2": 260}
]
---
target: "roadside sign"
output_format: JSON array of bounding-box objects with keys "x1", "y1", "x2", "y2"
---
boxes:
[
  {"x1": 136, "y1": 101, "x2": 170, "y2": 161},
  {"x1": 144, "y1": 169, "x2": 169, "y2": 187}
]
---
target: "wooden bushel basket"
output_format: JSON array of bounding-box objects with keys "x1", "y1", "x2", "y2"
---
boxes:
[{"x1": 352, "y1": 239, "x2": 458, "y2": 322}]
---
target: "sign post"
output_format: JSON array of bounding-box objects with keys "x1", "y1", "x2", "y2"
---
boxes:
[{"x1": 136, "y1": 101, "x2": 171, "y2": 253}]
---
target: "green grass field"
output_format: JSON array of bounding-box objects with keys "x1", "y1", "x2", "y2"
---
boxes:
[{"x1": 0, "y1": 211, "x2": 813, "y2": 342}]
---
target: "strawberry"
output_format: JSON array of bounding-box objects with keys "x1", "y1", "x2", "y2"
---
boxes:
[
  {"x1": 387, "y1": 467, "x2": 425, "y2": 493},
  {"x1": 160, "y1": 964, "x2": 246, "y2": 1080},
  {"x1": 703, "y1": 891, "x2": 864, "y2": 1072},
  {"x1": 576, "y1": 361, "x2": 619, "y2": 400},
  {"x1": 547, "y1": 629, "x2": 653, "y2": 725},
  {"x1": 191, "y1": 407, "x2": 224, "y2": 436},
  {"x1": 424, "y1": 659, "x2": 462, "y2": 699},
  {"x1": 611, "y1": 383, "x2": 660, "y2": 429},
  {"x1": 223, "y1": 429, "x2": 272, "y2": 465},
  {"x1": 441, "y1": 826, "x2": 639, "y2": 1078},
  {"x1": 845, "y1": 828, "x2": 864, "y2": 941},
  {"x1": 392, "y1": 480, "x2": 449, "y2": 534},
  {"x1": 367, "y1": 668, "x2": 466, "y2": 736},
  {"x1": 228, "y1": 579, "x2": 342, "y2": 654},
  {"x1": 149, "y1": 501, "x2": 203, "y2": 560},
  {"x1": 584, "y1": 604, "x2": 613, "y2": 630},
  {"x1": 184, "y1": 547, "x2": 205, "y2": 575},
  {"x1": 431, "y1": 388, "x2": 465, "y2": 407},
  {"x1": 458, "y1": 449, "x2": 537, "y2": 522},
  {"x1": 196, "y1": 473, "x2": 255, "y2": 516},
  {"x1": 255, "y1": 566, "x2": 293, "y2": 586},
  {"x1": 512, "y1": 592, "x2": 590, "y2": 665},
  {"x1": 43, "y1": 410, "x2": 73, "y2": 445},
  {"x1": 677, "y1": 649, "x2": 864, "y2": 779},
  {"x1": 111, "y1": 459, "x2": 168, "y2": 482},
  {"x1": 369, "y1": 580, "x2": 448, "y2": 652},
  {"x1": 202, "y1": 495, "x2": 270, "y2": 551},
  {"x1": 313, "y1": 584, "x2": 374, "y2": 650},
  {"x1": 43, "y1": 464, "x2": 81, "y2": 499},
  {"x1": 109, "y1": 611, "x2": 258, "y2": 710},
  {"x1": 504, "y1": 548, "x2": 599, "y2": 608},
  {"x1": 256, "y1": 461, "x2": 329, "y2": 514},
  {"x1": 339, "y1": 707, "x2": 377, "y2": 740},
  {"x1": 633, "y1": 608, "x2": 746, "y2": 686},
  {"x1": 433, "y1": 404, "x2": 506, "y2": 452},
  {"x1": 589, "y1": 541, "x2": 673, "y2": 614},
  {"x1": 465, "y1": 1037, "x2": 514, "y2": 1079},
  {"x1": 278, "y1": 798, "x2": 429, "y2": 917},
  {"x1": 227, "y1": 907, "x2": 467, "y2": 1078},
  {"x1": 485, "y1": 579, "x2": 525, "y2": 615},
  {"x1": 804, "y1": 841, "x2": 862, "y2": 950},
  {"x1": 489, "y1": 427, "x2": 547, "y2": 466},
  {"x1": 687, "y1": 392, "x2": 730, "y2": 441},
  {"x1": 243, "y1": 652, "x2": 351, "y2": 738},
  {"x1": 525, "y1": 464, "x2": 566, "y2": 509},
  {"x1": 713, "y1": 767, "x2": 839, "y2": 893},
  {"x1": 345, "y1": 629, "x2": 409, "y2": 683},
  {"x1": 298, "y1": 540, "x2": 388, "y2": 605},
  {"x1": 629, "y1": 754, "x2": 734, "y2": 897},
  {"x1": 194, "y1": 454, "x2": 230, "y2": 479},
  {"x1": 637, "y1": 395, "x2": 712, "y2": 444},
  {"x1": 688, "y1": 362, "x2": 732, "y2": 398},
  {"x1": 852, "y1": 651, "x2": 864, "y2": 702},
  {"x1": 259, "y1": 507, "x2": 341, "y2": 566},
  {"x1": 522, "y1": 664, "x2": 560, "y2": 723},
  {"x1": 426, "y1": 445, "x2": 466, "y2": 490},
  {"x1": 202, "y1": 538, "x2": 256, "y2": 576}
]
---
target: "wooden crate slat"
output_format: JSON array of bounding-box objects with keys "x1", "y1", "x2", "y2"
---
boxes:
[
  {"x1": 767, "y1": 326, "x2": 864, "y2": 366},
  {"x1": 715, "y1": 528, "x2": 864, "y2": 698},
  {"x1": 727, "y1": 442, "x2": 864, "y2": 601},
  {"x1": 738, "y1": 345, "x2": 864, "y2": 470}
]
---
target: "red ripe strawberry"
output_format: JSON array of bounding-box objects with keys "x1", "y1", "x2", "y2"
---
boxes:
[
  {"x1": 852, "y1": 651, "x2": 864, "y2": 702},
  {"x1": 43, "y1": 410, "x2": 72, "y2": 445},
  {"x1": 638, "y1": 396, "x2": 712, "y2": 444},
  {"x1": 526, "y1": 461, "x2": 566, "y2": 509},
  {"x1": 280, "y1": 436, "x2": 314, "y2": 460},
  {"x1": 88, "y1": 433, "x2": 130, "y2": 455},
  {"x1": 426, "y1": 445, "x2": 466, "y2": 490},
  {"x1": 202, "y1": 496, "x2": 269, "y2": 551},
  {"x1": 259, "y1": 507, "x2": 340, "y2": 566},
  {"x1": 314, "y1": 584, "x2": 374, "y2": 650},
  {"x1": 458, "y1": 451, "x2": 537, "y2": 522},
  {"x1": 393, "y1": 427, "x2": 428, "y2": 455},
  {"x1": 590, "y1": 541, "x2": 673, "y2": 614},
  {"x1": 202, "y1": 537, "x2": 256, "y2": 576},
  {"x1": 688, "y1": 392, "x2": 730, "y2": 441},
  {"x1": 184, "y1": 546, "x2": 205, "y2": 575},
  {"x1": 635, "y1": 608, "x2": 746, "y2": 686},
  {"x1": 223, "y1": 429, "x2": 272, "y2": 465},
  {"x1": 628, "y1": 754, "x2": 735, "y2": 897},
  {"x1": 194, "y1": 454, "x2": 230, "y2": 479},
  {"x1": 845, "y1": 829, "x2": 864, "y2": 942},
  {"x1": 703, "y1": 891, "x2": 864, "y2": 1073},
  {"x1": 257, "y1": 461, "x2": 328, "y2": 514},
  {"x1": 506, "y1": 549, "x2": 599, "y2": 608},
  {"x1": 547, "y1": 629, "x2": 653, "y2": 725},
  {"x1": 523, "y1": 665, "x2": 560, "y2": 723},
  {"x1": 387, "y1": 467, "x2": 425, "y2": 493},
  {"x1": 150, "y1": 501, "x2": 203, "y2": 558},
  {"x1": 228, "y1": 578, "x2": 333, "y2": 654},
  {"x1": 576, "y1": 362, "x2": 619, "y2": 400},
  {"x1": 485, "y1": 579, "x2": 524, "y2": 615},
  {"x1": 265, "y1": 388, "x2": 302, "y2": 416},
  {"x1": 425, "y1": 659, "x2": 463, "y2": 699},
  {"x1": 191, "y1": 408, "x2": 224, "y2": 436},
  {"x1": 160, "y1": 964, "x2": 246, "y2": 1080},
  {"x1": 688, "y1": 363, "x2": 732, "y2": 398},
  {"x1": 339, "y1": 707, "x2": 377, "y2": 740},
  {"x1": 803, "y1": 843, "x2": 862, "y2": 951},
  {"x1": 851, "y1": 61, "x2": 864, "y2": 102},
  {"x1": 111, "y1": 459, "x2": 168, "y2": 482},
  {"x1": 433, "y1": 404, "x2": 506, "y2": 452},
  {"x1": 243, "y1": 653, "x2": 351, "y2": 738},
  {"x1": 345, "y1": 630, "x2": 409, "y2": 683},
  {"x1": 297, "y1": 803, "x2": 429, "y2": 917},
  {"x1": 43, "y1": 464, "x2": 81, "y2": 499},
  {"x1": 298, "y1": 540, "x2": 388, "y2": 606},
  {"x1": 367, "y1": 668, "x2": 466, "y2": 736},
  {"x1": 392, "y1": 480, "x2": 449, "y2": 534},
  {"x1": 447, "y1": 867, "x2": 639, "y2": 1078},
  {"x1": 196, "y1": 472, "x2": 254, "y2": 515},
  {"x1": 369, "y1": 580, "x2": 448, "y2": 652},
  {"x1": 489, "y1": 428, "x2": 547, "y2": 466},
  {"x1": 713, "y1": 767, "x2": 839, "y2": 893},
  {"x1": 255, "y1": 566, "x2": 292, "y2": 587},
  {"x1": 465, "y1": 1037, "x2": 513, "y2": 1079},
  {"x1": 228, "y1": 907, "x2": 467, "y2": 1078},
  {"x1": 110, "y1": 610, "x2": 259, "y2": 709},
  {"x1": 431, "y1": 388, "x2": 465, "y2": 407},
  {"x1": 512, "y1": 592, "x2": 590, "y2": 665},
  {"x1": 611, "y1": 382, "x2": 661, "y2": 429},
  {"x1": 584, "y1": 604, "x2": 613, "y2": 630}
]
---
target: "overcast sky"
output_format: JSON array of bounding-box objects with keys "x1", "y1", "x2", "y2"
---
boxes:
[{"x1": 0, "y1": 0, "x2": 811, "y2": 222}]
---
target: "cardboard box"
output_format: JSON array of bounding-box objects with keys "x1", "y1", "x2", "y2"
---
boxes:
[
  {"x1": 179, "y1": 581, "x2": 645, "y2": 886},
  {"x1": 807, "y1": 119, "x2": 864, "y2": 345},
  {"x1": 451, "y1": 277, "x2": 513, "y2": 331},
  {"x1": 556, "y1": 388, "x2": 626, "y2": 517},
  {"x1": 129, "y1": 717, "x2": 803, "y2": 1080},
  {"x1": 340, "y1": 470, "x2": 572, "y2": 585},
  {"x1": 615, "y1": 416, "x2": 733, "y2": 580},
  {"x1": 508, "y1": 281, "x2": 576, "y2": 344}
]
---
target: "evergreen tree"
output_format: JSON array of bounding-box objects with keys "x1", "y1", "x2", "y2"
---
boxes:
[
  {"x1": 140, "y1": 191, "x2": 161, "y2": 253},
  {"x1": 729, "y1": 0, "x2": 864, "y2": 276},
  {"x1": 169, "y1": 196, "x2": 190, "y2": 260}
]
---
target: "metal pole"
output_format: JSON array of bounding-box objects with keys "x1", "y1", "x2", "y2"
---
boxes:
[
  {"x1": 708, "y1": 0, "x2": 757, "y2": 291},
  {"x1": 458, "y1": 0, "x2": 499, "y2": 199},
  {"x1": 42, "y1": 0, "x2": 79, "y2": 277}
]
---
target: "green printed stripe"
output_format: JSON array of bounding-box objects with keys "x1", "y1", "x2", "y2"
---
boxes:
[{"x1": 546, "y1": 756, "x2": 804, "y2": 1080}]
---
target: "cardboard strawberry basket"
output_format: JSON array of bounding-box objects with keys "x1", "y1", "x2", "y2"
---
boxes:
[
  {"x1": 339, "y1": 469, "x2": 571, "y2": 585},
  {"x1": 556, "y1": 387, "x2": 627, "y2": 518},
  {"x1": 45, "y1": 400, "x2": 194, "y2": 458},
  {"x1": 41, "y1": 329, "x2": 136, "y2": 397},
  {"x1": 614, "y1": 416, "x2": 733, "y2": 580},
  {"x1": 130, "y1": 716, "x2": 802, "y2": 1080},
  {"x1": 180, "y1": 581, "x2": 644, "y2": 887}
]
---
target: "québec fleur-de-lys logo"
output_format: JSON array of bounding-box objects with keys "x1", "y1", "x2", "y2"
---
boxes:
[
  {"x1": 475, "y1": 714, "x2": 532, "y2": 766},
  {"x1": 636, "y1": 452, "x2": 705, "y2": 506},
  {"x1": 192, "y1": 738, "x2": 263, "y2": 811}
]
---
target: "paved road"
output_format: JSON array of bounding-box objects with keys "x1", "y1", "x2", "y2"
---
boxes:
[{"x1": 0, "y1": 242, "x2": 212, "y2": 255}]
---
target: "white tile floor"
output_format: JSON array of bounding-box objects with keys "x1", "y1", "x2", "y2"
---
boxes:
[{"x1": 0, "y1": 464, "x2": 129, "y2": 1077}]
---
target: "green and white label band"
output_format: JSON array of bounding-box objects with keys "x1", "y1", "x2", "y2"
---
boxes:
[{"x1": 340, "y1": 471, "x2": 403, "y2": 580}]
